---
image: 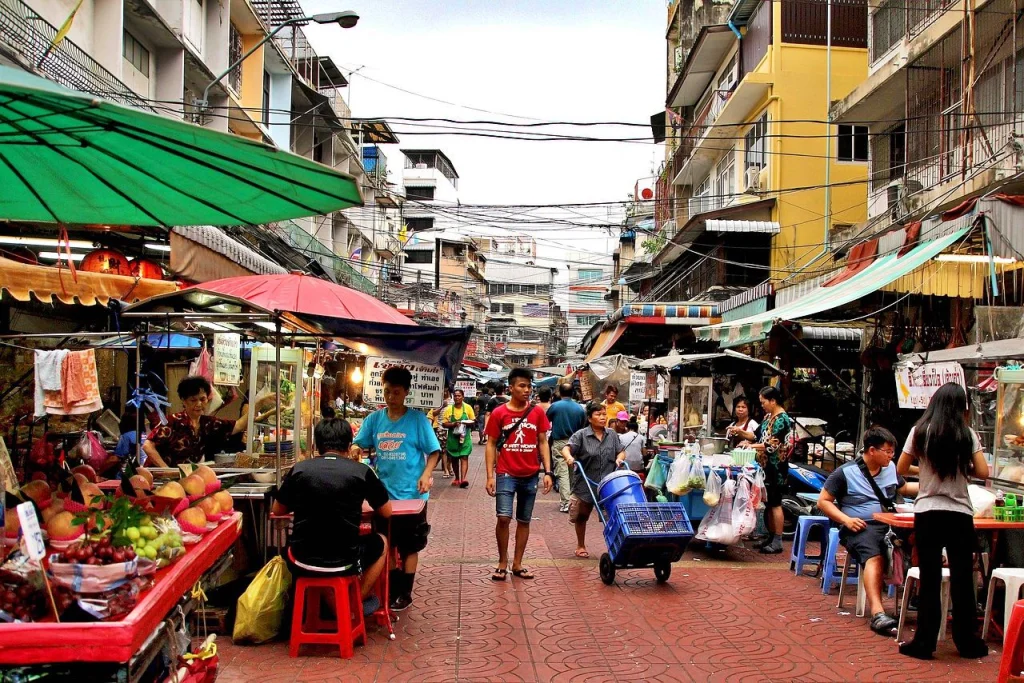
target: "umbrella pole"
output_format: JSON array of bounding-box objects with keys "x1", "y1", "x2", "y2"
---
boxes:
[
  {"x1": 275, "y1": 316, "x2": 282, "y2": 490},
  {"x1": 135, "y1": 325, "x2": 143, "y2": 466}
]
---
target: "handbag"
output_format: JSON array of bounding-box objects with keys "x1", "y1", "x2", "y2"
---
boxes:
[{"x1": 857, "y1": 457, "x2": 908, "y2": 587}]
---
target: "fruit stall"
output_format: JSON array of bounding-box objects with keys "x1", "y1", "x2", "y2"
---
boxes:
[{"x1": 0, "y1": 465, "x2": 241, "y2": 680}]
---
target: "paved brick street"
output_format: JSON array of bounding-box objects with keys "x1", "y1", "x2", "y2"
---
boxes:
[{"x1": 215, "y1": 446, "x2": 1002, "y2": 682}]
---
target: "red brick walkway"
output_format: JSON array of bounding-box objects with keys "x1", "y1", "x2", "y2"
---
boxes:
[{"x1": 215, "y1": 445, "x2": 1002, "y2": 682}]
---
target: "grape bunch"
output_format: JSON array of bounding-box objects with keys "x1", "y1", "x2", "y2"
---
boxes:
[
  {"x1": 121, "y1": 517, "x2": 184, "y2": 566},
  {"x1": 0, "y1": 581, "x2": 74, "y2": 622},
  {"x1": 59, "y1": 537, "x2": 136, "y2": 565}
]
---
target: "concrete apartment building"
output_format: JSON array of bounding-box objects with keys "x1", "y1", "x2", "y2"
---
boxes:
[
  {"x1": 399, "y1": 230, "x2": 488, "y2": 330},
  {"x1": 400, "y1": 148, "x2": 460, "y2": 234},
  {"x1": 485, "y1": 254, "x2": 559, "y2": 367},
  {"x1": 566, "y1": 251, "x2": 613, "y2": 352}
]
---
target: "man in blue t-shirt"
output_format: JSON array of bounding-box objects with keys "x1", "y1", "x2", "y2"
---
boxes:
[
  {"x1": 545, "y1": 383, "x2": 586, "y2": 513},
  {"x1": 353, "y1": 366, "x2": 440, "y2": 612},
  {"x1": 818, "y1": 426, "x2": 918, "y2": 636}
]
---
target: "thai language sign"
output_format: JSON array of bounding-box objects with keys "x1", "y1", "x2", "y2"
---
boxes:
[
  {"x1": 363, "y1": 357, "x2": 445, "y2": 409},
  {"x1": 895, "y1": 361, "x2": 966, "y2": 409}
]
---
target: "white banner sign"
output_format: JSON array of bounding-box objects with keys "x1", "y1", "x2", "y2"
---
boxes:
[
  {"x1": 629, "y1": 371, "x2": 666, "y2": 402},
  {"x1": 213, "y1": 333, "x2": 241, "y2": 386},
  {"x1": 454, "y1": 380, "x2": 477, "y2": 398},
  {"x1": 895, "y1": 361, "x2": 966, "y2": 409},
  {"x1": 363, "y1": 357, "x2": 446, "y2": 410}
]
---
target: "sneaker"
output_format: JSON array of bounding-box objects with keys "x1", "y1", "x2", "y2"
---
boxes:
[
  {"x1": 390, "y1": 594, "x2": 413, "y2": 612},
  {"x1": 362, "y1": 595, "x2": 380, "y2": 617},
  {"x1": 559, "y1": 502, "x2": 570, "y2": 513}
]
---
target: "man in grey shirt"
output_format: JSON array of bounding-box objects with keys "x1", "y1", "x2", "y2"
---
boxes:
[{"x1": 561, "y1": 402, "x2": 626, "y2": 559}]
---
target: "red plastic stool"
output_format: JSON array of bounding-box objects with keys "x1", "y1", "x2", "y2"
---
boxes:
[
  {"x1": 289, "y1": 575, "x2": 366, "y2": 659},
  {"x1": 999, "y1": 600, "x2": 1024, "y2": 683}
]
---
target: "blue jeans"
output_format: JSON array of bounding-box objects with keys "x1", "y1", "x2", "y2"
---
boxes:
[{"x1": 495, "y1": 473, "x2": 538, "y2": 523}]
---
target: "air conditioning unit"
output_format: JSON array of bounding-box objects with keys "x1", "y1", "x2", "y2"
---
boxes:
[
  {"x1": 743, "y1": 166, "x2": 768, "y2": 194},
  {"x1": 886, "y1": 179, "x2": 924, "y2": 224}
]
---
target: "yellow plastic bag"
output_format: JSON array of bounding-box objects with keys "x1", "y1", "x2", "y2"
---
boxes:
[{"x1": 233, "y1": 556, "x2": 292, "y2": 644}]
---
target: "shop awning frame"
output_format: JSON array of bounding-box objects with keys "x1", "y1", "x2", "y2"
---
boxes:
[
  {"x1": 636, "y1": 349, "x2": 783, "y2": 375},
  {"x1": 697, "y1": 226, "x2": 971, "y2": 345}
]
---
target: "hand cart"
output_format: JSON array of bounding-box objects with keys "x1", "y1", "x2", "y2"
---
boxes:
[{"x1": 575, "y1": 463, "x2": 695, "y2": 585}]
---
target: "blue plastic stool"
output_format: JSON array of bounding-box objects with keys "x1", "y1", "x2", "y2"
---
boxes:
[
  {"x1": 821, "y1": 527, "x2": 859, "y2": 594},
  {"x1": 789, "y1": 515, "x2": 829, "y2": 576}
]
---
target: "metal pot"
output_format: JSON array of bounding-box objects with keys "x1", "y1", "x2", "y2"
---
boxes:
[{"x1": 698, "y1": 437, "x2": 728, "y2": 455}]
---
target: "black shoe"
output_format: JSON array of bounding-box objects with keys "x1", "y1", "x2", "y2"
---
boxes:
[
  {"x1": 898, "y1": 642, "x2": 934, "y2": 660},
  {"x1": 957, "y1": 640, "x2": 989, "y2": 659},
  {"x1": 752, "y1": 534, "x2": 774, "y2": 550},
  {"x1": 390, "y1": 594, "x2": 413, "y2": 611},
  {"x1": 869, "y1": 612, "x2": 897, "y2": 636}
]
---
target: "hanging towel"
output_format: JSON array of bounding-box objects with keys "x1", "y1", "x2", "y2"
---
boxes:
[
  {"x1": 45, "y1": 350, "x2": 102, "y2": 416},
  {"x1": 34, "y1": 349, "x2": 68, "y2": 417}
]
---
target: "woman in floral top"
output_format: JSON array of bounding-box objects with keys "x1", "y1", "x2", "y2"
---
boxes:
[{"x1": 750, "y1": 386, "x2": 794, "y2": 555}]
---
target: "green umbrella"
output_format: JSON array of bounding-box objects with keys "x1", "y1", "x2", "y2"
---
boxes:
[{"x1": 0, "y1": 66, "x2": 362, "y2": 226}]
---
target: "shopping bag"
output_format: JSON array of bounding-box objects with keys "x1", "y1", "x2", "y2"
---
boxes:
[
  {"x1": 702, "y1": 468, "x2": 723, "y2": 507},
  {"x1": 72, "y1": 431, "x2": 110, "y2": 472},
  {"x1": 667, "y1": 455, "x2": 692, "y2": 495},
  {"x1": 732, "y1": 473, "x2": 758, "y2": 537},
  {"x1": 233, "y1": 556, "x2": 293, "y2": 644},
  {"x1": 189, "y1": 346, "x2": 214, "y2": 383},
  {"x1": 644, "y1": 456, "x2": 668, "y2": 491},
  {"x1": 751, "y1": 468, "x2": 767, "y2": 510},
  {"x1": 696, "y1": 471, "x2": 739, "y2": 545},
  {"x1": 686, "y1": 455, "x2": 705, "y2": 492}
]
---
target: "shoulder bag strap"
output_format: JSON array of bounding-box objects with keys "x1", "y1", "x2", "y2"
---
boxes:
[
  {"x1": 494, "y1": 406, "x2": 535, "y2": 452},
  {"x1": 857, "y1": 456, "x2": 896, "y2": 513}
]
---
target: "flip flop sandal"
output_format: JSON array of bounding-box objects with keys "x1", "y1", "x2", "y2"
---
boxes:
[
  {"x1": 574, "y1": 549, "x2": 590, "y2": 558},
  {"x1": 511, "y1": 567, "x2": 535, "y2": 579},
  {"x1": 491, "y1": 567, "x2": 508, "y2": 581}
]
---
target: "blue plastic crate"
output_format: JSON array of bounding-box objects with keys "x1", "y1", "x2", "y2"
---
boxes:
[{"x1": 604, "y1": 503, "x2": 694, "y2": 566}]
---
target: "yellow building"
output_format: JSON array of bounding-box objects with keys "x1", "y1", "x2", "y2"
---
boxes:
[{"x1": 635, "y1": 0, "x2": 869, "y2": 309}]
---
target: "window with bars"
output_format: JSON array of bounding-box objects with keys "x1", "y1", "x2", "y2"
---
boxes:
[
  {"x1": 744, "y1": 114, "x2": 768, "y2": 171},
  {"x1": 501, "y1": 303, "x2": 514, "y2": 314},
  {"x1": 406, "y1": 186, "x2": 435, "y2": 201},
  {"x1": 228, "y1": 24, "x2": 243, "y2": 94},
  {"x1": 404, "y1": 250, "x2": 432, "y2": 264},
  {"x1": 715, "y1": 148, "x2": 736, "y2": 198}
]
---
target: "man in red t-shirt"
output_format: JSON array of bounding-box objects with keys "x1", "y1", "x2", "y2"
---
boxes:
[{"x1": 484, "y1": 367, "x2": 553, "y2": 581}]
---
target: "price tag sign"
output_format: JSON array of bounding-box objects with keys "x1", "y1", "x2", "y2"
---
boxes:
[{"x1": 16, "y1": 502, "x2": 46, "y2": 560}]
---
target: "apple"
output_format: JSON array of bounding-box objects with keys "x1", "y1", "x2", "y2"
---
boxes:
[
  {"x1": 181, "y1": 474, "x2": 206, "y2": 498},
  {"x1": 176, "y1": 506, "x2": 207, "y2": 530},
  {"x1": 212, "y1": 490, "x2": 233, "y2": 512},
  {"x1": 21, "y1": 480, "x2": 51, "y2": 506},
  {"x1": 154, "y1": 481, "x2": 186, "y2": 499},
  {"x1": 136, "y1": 467, "x2": 154, "y2": 485},
  {"x1": 196, "y1": 496, "x2": 221, "y2": 518},
  {"x1": 46, "y1": 511, "x2": 84, "y2": 539},
  {"x1": 41, "y1": 499, "x2": 65, "y2": 524},
  {"x1": 71, "y1": 465, "x2": 97, "y2": 483}
]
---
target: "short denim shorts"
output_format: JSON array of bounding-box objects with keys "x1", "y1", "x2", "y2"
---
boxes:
[{"x1": 495, "y1": 473, "x2": 539, "y2": 523}]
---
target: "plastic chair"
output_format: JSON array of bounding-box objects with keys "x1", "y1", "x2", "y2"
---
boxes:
[
  {"x1": 289, "y1": 574, "x2": 366, "y2": 659},
  {"x1": 837, "y1": 550, "x2": 868, "y2": 617},
  {"x1": 790, "y1": 515, "x2": 830, "y2": 576},
  {"x1": 821, "y1": 527, "x2": 860, "y2": 595},
  {"x1": 896, "y1": 566, "x2": 951, "y2": 644},
  {"x1": 984, "y1": 569, "x2": 1024, "y2": 643},
  {"x1": 998, "y1": 600, "x2": 1024, "y2": 683}
]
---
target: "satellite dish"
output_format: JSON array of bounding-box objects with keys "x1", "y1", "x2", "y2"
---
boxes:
[{"x1": 640, "y1": 188, "x2": 654, "y2": 200}]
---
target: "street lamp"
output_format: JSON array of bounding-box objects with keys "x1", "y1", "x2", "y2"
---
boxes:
[{"x1": 197, "y1": 11, "x2": 360, "y2": 110}]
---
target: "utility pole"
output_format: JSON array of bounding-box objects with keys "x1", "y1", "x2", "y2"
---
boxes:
[{"x1": 415, "y1": 270, "x2": 421, "y2": 314}]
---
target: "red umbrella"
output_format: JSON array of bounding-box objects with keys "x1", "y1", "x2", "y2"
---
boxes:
[{"x1": 195, "y1": 272, "x2": 415, "y2": 326}]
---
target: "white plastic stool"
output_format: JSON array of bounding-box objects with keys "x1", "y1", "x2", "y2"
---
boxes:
[
  {"x1": 896, "y1": 566, "x2": 951, "y2": 643},
  {"x1": 837, "y1": 551, "x2": 867, "y2": 617},
  {"x1": 982, "y1": 568, "x2": 1024, "y2": 643}
]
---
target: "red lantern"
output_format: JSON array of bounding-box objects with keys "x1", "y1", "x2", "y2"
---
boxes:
[
  {"x1": 129, "y1": 258, "x2": 164, "y2": 280},
  {"x1": 80, "y1": 248, "x2": 131, "y2": 275}
]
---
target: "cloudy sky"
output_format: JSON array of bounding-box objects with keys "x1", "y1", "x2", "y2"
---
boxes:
[{"x1": 303, "y1": 0, "x2": 667, "y2": 275}]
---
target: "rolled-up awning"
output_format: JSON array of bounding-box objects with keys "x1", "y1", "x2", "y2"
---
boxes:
[
  {"x1": 698, "y1": 226, "x2": 970, "y2": 345},
  {"x1": 706, "y1": 219, "x2": 780, "y2": 234},
  {"x1": 583, "y1": 323, "x2": 628, "y2": 363},
  {"x1": 0, "y1": 256, "x2": 177, "y2": 306}
]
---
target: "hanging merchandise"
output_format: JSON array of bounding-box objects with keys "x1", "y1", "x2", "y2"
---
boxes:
[
  {"x1": 40, "y1": 350, "x2": 101, "y2": 415},
  {"x1": 33, "y1": 349, "x2": 68, "y2": 417},
  {"x1": 751, "y1": 468, "x2": 766, "y2": 510},
  {"x1": 703, "y1": 468, "x2": 723, "y2": 507},
  {"x1": 80, "y1": 248, "x2": 131, "y2": 276},
  {"x1": 696, "y1": 471, "x2": 738, "y2": 545},
  {"x1": 686, "y1": 454, "x2": 705, "y2": 492},
  {"x1": 732, "y1": 473, "x2": 758, "y2": 537},
  {"x1": 189, "y1": 345, "x2": 214, "y2": 383},
  {"x1": 644, "y1": 455, "x2": 668, "y2": 491},
  {"x1": 666, "y1": 454, "x2": 692, "y2": 495}
]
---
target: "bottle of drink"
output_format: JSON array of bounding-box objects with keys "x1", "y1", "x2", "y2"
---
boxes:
[{"x1": 996, "y1": 490, "x2": 1005, "y2": 508}]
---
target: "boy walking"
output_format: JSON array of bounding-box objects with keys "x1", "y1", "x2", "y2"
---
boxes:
[{"x1": 485, "y1": 368, "x2": 553, "y2": 581}]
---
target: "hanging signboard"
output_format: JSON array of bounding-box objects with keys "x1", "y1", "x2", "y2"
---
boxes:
[
  {"x1": 895, "y1": 361, "x2": 966, "y2": 409},
  {"x1": 363, "y1": 356, "x2": 445, "y2": 410},
  {"x1": 630, "y1": 371, "x2": 666, "y2": 402},
  {"x1": 213, "y1": 333, "x2": 242, "y2": 386},
  {"x1": 455, "y1": 380, "x2": 477, "y2": 398},
  {"x1": 579, "y1": 372, "x2": 594, "y2": 401}
]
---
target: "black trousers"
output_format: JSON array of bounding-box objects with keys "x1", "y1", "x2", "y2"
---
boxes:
[{"x1": 909, "y1": 510, "x2": 980, "y2": 652}]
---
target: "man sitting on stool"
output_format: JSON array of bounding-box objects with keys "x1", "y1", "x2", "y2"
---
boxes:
[
  {"x1": 273, "y1": 416, "x2": 392, "y2": 615},
  {"x1": 818, "y1": 426, "x2": 918, "y2": 635}
]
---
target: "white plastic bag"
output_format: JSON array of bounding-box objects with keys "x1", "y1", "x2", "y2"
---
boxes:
[
  {"x1": 702, "y1": 468, "x2": 722, "y2": 507},
  {"x1": 667, "y1": 455, "x2": 693, "y2": 495},
  {"x1": 751, "y1": 468, "x2": 767, "y2": 511},
  {"x1": 968, "y1": 484, "x2": 996, "y2": 518},
  {"x1": 686, "y1": 455, "x2": 705, "y2": 492},
  {"x1": 696, "y1": 472, "x2": 739, "y2": 545},
  {"x1": 732, "y1": 473, "x2": 758, "y2": 537}
]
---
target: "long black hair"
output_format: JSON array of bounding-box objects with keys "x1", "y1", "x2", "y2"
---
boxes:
[{"x1": 912, "y1": 382, "x2": 974, "y2": 481}]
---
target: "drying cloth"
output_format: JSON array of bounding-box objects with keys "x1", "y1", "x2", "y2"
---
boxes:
[
  {"x1": 44, "y1": 350, "x2": 102, "y2": 416},
  {"x1": 62, "y1": 350, "x2": 88, "y2": 407},
  {"x1": 33, "y1": 349, "x2": 68, "y2": 417}
]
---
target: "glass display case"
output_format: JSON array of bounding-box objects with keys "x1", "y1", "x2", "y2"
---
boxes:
[
  {"x1": 993, "y1": 367, "x2": 1024, "y2": 485},
  {"x1": 679, "y1": 376, "x2": 713, "y2": 441},
  {"x1": 246, "y1": 346, "x2": 305, "y2": 460}
]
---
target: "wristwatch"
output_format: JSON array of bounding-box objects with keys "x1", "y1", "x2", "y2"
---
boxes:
[{"x1": 543, "y1": 471, "x2": 554, "y2": 478}]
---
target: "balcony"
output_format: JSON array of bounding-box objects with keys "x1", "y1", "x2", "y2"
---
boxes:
[
  {"x1": 373, "y1": 232, "x2": 399, "y2": 259},
  {"x1": 0, "y1": 0, "x2": 153, "y2": 110},
  {"x1": 673, "y1": 73, "x2": 772, "y2": 186}
]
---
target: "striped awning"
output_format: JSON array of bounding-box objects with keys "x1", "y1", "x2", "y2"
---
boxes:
[
  {"x1": 706, "y1": 219, "x2": 780, "y2": 234},
  {"x1": 614, "y1": 302, "x2": 719, "y2": 326},
  {"x1": 698, "y1": 226, "x2": 970, "y2": 345}
]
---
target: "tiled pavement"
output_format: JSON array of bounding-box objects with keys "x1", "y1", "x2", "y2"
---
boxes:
[{"x1": 215, "y1": 445, "x2": 1002, "y2": 682}]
